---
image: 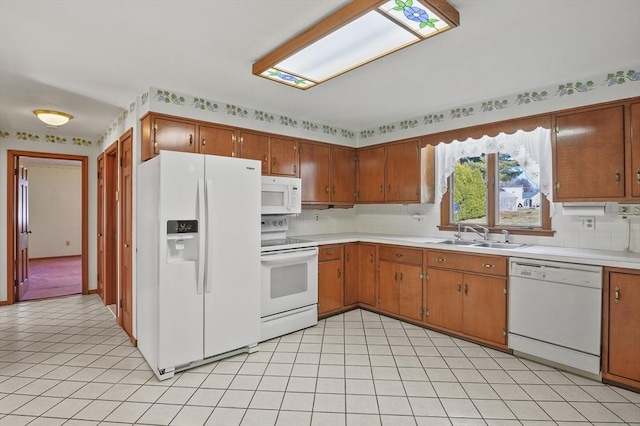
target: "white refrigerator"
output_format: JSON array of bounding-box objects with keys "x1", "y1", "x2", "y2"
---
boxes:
[{"x1": 137, "y1": 150, "x2": 261, "y2": 380}]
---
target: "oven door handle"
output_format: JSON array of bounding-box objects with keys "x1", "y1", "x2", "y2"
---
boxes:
[{"x1": 261, "y1": 249, "x2": 318, "y2": 264}]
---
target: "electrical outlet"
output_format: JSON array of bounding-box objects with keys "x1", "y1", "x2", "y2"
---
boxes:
[
  {"x1": 581, "y1": 217, "x2": 595, "y2": 230},
  {"x1": 66, "y1": 241, "x2": 70, "y2": 246},
  {"x1": 618, "y1": 203, "x2": 640, "y2": 216},
  {"x1": 314, "y1": 214, "x2": 319, "y2": 222}
]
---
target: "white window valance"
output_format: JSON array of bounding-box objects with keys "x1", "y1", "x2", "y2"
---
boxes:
[{"x1": 434, "y1": 126, "x2": 553, "y2": 208}]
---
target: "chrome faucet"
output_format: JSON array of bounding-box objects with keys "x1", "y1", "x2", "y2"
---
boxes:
[
  {"x1": 501, "y1": 229, "x2": 510, "y2": 244},
  {"x1": 453, "y1": 221, "x2": 462, "y2": 240},
  {"x1": 464, "y1": 224, "x2": 489, "y2": 241}
]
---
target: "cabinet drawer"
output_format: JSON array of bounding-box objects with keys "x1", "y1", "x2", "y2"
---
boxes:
[
  {"x1": 379, "y1": 245, "x2": 423, "y2": 265},
  {"x1": 319, "y1": 245, "x2": 343, "y2": 262},
  {"x1": 427, "y1": 250, "x2": 507, "y2": 276}
]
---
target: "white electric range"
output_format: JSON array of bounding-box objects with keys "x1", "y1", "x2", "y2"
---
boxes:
[{"x1": 260, "y1": 216, "x2": 318, "y2": 342}]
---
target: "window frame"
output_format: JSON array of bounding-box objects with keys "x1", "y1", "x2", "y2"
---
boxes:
[{"x1": 439, "y1": 152, "x2": 553, "y2": 236}]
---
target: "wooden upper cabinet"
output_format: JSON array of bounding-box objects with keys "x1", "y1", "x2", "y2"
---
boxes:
[
  {"x1": 199, "y1": 124, "x2": 236, "y2": 157},
  {"x1": 631, "y1": 102, "x2": 640, "y2": 198},
  {"x1": 299, "y1": 141, "x2": 330, "y2": 203},
  {"x1": 387, "y1": 139, "x2": 421, "y2": 203},
  {"x1": 141, "y1": 114, "x2": 196, "y2": 161},
  {"x1": 357, "y1": 146, "x2": 385, "y2": 203},
  {"x1": 270, "y1": 137, "x2": 298, "y2": 176},
  {"x1": 239, "y1": 131, "x2": 269, "y2": 173},
  {"x1": 331, "y1": 146, "x2": 356, "y2": 203},
  {"x1": 554, "y1": 105, "x2": 625, "y2": 201}
]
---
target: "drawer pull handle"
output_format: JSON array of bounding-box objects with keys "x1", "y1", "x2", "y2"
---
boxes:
[
  {"x1": 189, "y1": 134, "x2": 193, "y2": 145},
  {"x1": 202, "y1": 137, "x2": 206, "y2": 146},
  {"x1": 395, "y1": 253, "x2": 403, "y2": 258},
  {"x1": 457, "y1": 283, "x2": 461, "y2": 293},
  {"x1": 370, "y1": 254, "x2": 373, "y2": 263},
  {"x1": 326, "y1": 186, "x2": 330, "y2": 194},
  {"x1": 464, "y1": 283, "x2": 468, "y2": 295},
  {"x1": 379, "y1": 185, "x2": 383, "y2": 193},
  {"x1": 337, "y1": 268, "x2": 341, "y2": 279},
  {"x1": 483, "y1": 263, "x2": 495, "y2": 269},
  {"x1": 399, "y1": 272, "x2": 404, "y2": 281},
  {"x1": 272, "y1": 156, "x2": 277, "y2": 165},
  {"x1": 332, "y1": 186, "x2": 336, "y2": 194},
  {"x1": 614, "y1": 286, "x2": 620, "y2": 304},
  {"x1": 326, "y1": 250, "x2": 333, "y2": 255},
  {"x1": 615, "y1": 169, "x2": 620, "y2": 185},
  {"x1": 436, "y1": 257, "x2": 445, "y2": 263},
  {"x1": 636, "y1": 168, "x2": 640, "y2": 184},
  {"x1": 394, "y1": 271, "x2": 398, "y2": 281}
]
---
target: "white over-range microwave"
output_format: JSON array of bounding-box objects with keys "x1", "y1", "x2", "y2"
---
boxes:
[{"x1": 261, "y1": 176, "x2": 302, "y2": 215}]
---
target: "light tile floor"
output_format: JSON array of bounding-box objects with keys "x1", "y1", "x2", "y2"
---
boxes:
[{"x1": 0, "y1": 294, "x2": 639, "y2": 426}]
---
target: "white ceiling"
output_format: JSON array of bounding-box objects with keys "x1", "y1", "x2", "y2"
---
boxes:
[{"x1": 1, "y1": 0, "x2": 639, "y2": 142}]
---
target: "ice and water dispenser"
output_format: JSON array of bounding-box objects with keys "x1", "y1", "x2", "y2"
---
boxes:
[{"x1": 166, "y1": 220, "x2": 198, "y2": 262}]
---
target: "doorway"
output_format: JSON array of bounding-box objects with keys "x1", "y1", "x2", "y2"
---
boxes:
[{"x1": 6, "y1": 151, "x2": 88, "y2": 304}]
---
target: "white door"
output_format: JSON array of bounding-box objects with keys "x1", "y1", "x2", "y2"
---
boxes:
[
  {"x1": 158, "y1": 151, "x2": 205, "y2": 369},
  {"x1": 204, "y1": 155, "x2": 261, "y2": 358}
]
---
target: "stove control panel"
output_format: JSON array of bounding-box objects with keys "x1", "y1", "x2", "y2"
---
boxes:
[{"x1": 261, "y1": 215, "x2": 288, "y2": 233}]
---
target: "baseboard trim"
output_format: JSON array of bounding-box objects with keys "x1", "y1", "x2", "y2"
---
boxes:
[
  {"x1": 0, "y1": 300, "x2": 8, "y2": 306},
  {"x1": 29, "y1": 255, "x2": 82, "y2": 261},
  {"x1": 88, "y1": 289, "x2": 98, "y2": 295}
]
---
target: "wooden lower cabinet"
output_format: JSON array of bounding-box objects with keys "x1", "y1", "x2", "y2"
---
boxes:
[
  {"x1": 603, "y1": 267, "x2": 640, "y2": 391},
  {"x1": 426, "y1": 250, "x2": 508, "y2": 348},
  {"x1": 344, "y1": 244, "x2": 359, "y2": 306},
  {"x1": 377, "y1": 246, "x2": 424, "y2": 321},
  {"x1": 358, "y1": 244, "x2": 377, "y2": 307},
  {"x1": 318, "y1": 245, "x2": 344, "y2": 315}
]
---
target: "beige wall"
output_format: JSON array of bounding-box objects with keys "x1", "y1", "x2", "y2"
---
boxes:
[{"x1": 26, "y1": 163, "x2": 82, "y2": 258}]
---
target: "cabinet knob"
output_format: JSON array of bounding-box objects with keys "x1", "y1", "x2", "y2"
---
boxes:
[
  {"x1": 124, "y1": 243, "x2": 130, "y2": 248},
  {"x1": 615, "y1": 169, "x2": 620, "y2": 185},
  {"x1": 614, "y1": 286, "x2": 620, "y2": 304},
  {"x1": 326, "y1": 249, "x2": 333, "y2": 255},
  {"x1": 395, "y1": 253, "x2": 403, "y2": 258},
  {"x1": 326, "y1": 186, "x2": 330, "y2": 194},
  {"x1": 436, "y1": 257, "x2": 445, "y2": 263},
  {"x1": 483, "y1": 263, "x2": 495, "y2": 269},
  {"x1": 332, "y1": 186, "x2": 336, "y2": 195},
  {"x1": 202, "y1": 138, "x2": 206, "y2": 146},
  {"x1": 263, "y1": 156, "x2": 268, "y2": 163},
  {"x1": 272, "y1": 156, "x2": 277, "y2": 165}
]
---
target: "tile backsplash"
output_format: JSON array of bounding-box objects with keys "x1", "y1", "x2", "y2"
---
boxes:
[{"x1": 289, "y1": 202, "x2": 640, "y2": 253}]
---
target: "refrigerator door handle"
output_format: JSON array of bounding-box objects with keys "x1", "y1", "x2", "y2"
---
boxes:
[
  {"x1": 197, "y1": 179, "x2": 205, "y2": 295},
  {"x1": 205, "y1": 179, "x2": 214, "y2": 294}
]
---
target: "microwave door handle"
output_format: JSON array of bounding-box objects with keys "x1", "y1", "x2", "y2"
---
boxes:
[
  {"x1": 205, "y1": 179, "x2": 214, "y2": 294},
  {"x1": 261, "y1": 249, "x2": 318, "y2": 264},
  {"x1": 196, "y1": 179, "x2": 205, "y2": 295}
]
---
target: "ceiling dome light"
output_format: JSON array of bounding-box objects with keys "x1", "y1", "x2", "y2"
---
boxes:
[{"x1": 33, "y1": 109, "x2": 73, "y2": 126}]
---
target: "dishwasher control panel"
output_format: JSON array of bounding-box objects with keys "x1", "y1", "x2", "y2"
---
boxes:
[{"x1": 510, "y1": 258, "x2": 602, "y2": 289}]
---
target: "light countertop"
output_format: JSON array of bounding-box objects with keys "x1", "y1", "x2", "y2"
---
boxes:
[{"x1": 294, "y1": 233, "x2": 640, "y2": 270}]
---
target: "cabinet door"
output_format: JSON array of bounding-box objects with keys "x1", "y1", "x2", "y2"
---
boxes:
[
  {"x1": 344, "y1": 244, "x2": 359, "y2": 306},
  {"x1": 318, "y1": 259, "x2": 343, "y2": 315},
  {"x1": 299, "y1": 141, "x2": 330, "y2": 203},
  {"x1": 331, "y1": 147, "x2": 356, "y2": 203},
  {"x1": 357, "y1": 146, "x2": 385, "y2": 202},
  {"x1": 378, "y1": 260, "x2": 399, "y2": 314},
  {"x1": 386, "y1": 140, "x2": 420, "y2": 203},
  {"x1": 398, "y1": 263, "x2": 423, "y2": 321},
  {"x1": 426, "y1": 269, "x2": 463, "y2": 331},
  {"x1": 462, "y1": 274, "x2": 507, "y2": 345},
  {"x1": 199, "y1": 124, "x2": 236, "y2": 157},
  {"x1": 631, "y1": 102, "x2": 640, "y2": 198},
  {"x1": 607, "y1": 271, "x2": 640, "y2": 382},
  {"x1": 147, "y1": 116, "x2": 197, "y2": 159},
  {"x1": 239, "y1": 131, "x2": 269, "y2": 173},
  {"x1": 358, "y1": 244, "x2": 377, "y2": 306},
  {"x1": 270, "y1": 137, "x2": 298, "y2": 176},
  {"x1": 554, "y1": 106, "x2": 625, "y2": 200}
]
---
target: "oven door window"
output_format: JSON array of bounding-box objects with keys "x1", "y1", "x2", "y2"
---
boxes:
[{"x1": 271, "y1": 264, "x2": 307, "y2": 298}]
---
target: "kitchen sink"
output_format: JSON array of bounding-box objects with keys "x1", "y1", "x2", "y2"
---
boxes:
[
  {"x1": 468, "y1": 242, "x2": 526, "y2": 249},
  {"x1": 436, "y1": 240, "x2": 526, "y2": 249},
  {"x1": 436, "y1": 240, "x2": 480, "y2": 246}
]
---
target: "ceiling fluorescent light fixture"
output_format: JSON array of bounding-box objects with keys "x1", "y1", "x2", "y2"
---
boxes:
[
  {"x1": 33, "y1": 109, "x2": 73, "y2": 126},
  {"x1": 253, "y1": 0, "x2": 459, "y2": 89}
]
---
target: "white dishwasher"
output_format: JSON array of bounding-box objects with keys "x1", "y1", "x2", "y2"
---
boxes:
[{"x1": 509, "y1": 258, "x2": 602, "y2": 376}]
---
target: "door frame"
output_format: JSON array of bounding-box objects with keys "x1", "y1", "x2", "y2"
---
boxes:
[
  {"x1": 103, "y1": 140, "x2": 119, "y2": 306},
  {"x1": 6, "y1": 150, "x2": 89, "y2": 304}
]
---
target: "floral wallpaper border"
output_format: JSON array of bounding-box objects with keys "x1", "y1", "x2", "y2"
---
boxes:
[
  {"x1": 6, "y1": 67, "x2": 635, "y2": 149},
  {"x1": 151, "y1": 88, "x2": 357, "y2": 141},
  {"x1": 359, "y1": 68, "x2": 640, "y2": 139}
]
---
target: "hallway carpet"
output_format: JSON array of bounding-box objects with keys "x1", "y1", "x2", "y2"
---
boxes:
[{"x1": 21, "y1": 256, "x2": 82, "y2": 301}]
